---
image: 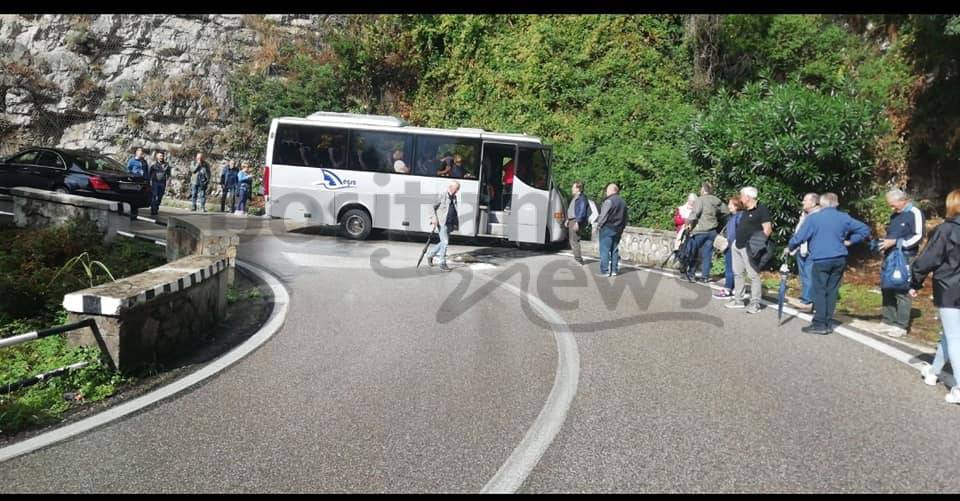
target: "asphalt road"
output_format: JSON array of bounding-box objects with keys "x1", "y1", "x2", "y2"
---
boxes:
[{"x1": 2, "y1": 207, "x2": 959, "y2": 493}]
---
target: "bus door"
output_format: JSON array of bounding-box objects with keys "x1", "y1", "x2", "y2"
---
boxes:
[
  {"x1": 479, "y1": 142, "x2": 517, "y2": 239},
  {"x1": 511, "y1": 146, "x2": 551, "y2": 244}
]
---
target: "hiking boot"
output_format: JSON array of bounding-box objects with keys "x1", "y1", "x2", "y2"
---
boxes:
[
  {"x1": 945, "y1": 387, "x2": 960, "y2": 405},
  {"x1": 745, "y1": 303, "x2": 762, "y2": 314},
  {"x1": 724, "y1": 299, "x2": 745, "y2": 309},
  {"x1": 921, "y1": 364, "x2": 939, "y2": 387}
]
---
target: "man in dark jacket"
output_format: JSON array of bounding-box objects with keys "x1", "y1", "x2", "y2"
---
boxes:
[
  {"x1": 190, "y1": 152, "x2": 211, "y2": 212},
  {"x1": 595, "y1": 183, "x2": 627, "y2": 277},
  {"x1": 909, "y1": 189, "x2": 960, "y2": 404},
  {"x1": 148, "y1": 151, "x2": 171, "y2": 216},
  {"x1": 566, "y1": 181, "x2": 590, "y2": 265},
  {"x1": 788, "y1": 192, "x2": 871, "y2": 335},
  {"x1": 220, "y1": 159, "x2": 239, "y2": 212},
  {"x1": 878, "y1": 189, "x2": 925, "y2": 338},
  {"x1": 685, "y1": 181, "x2": 729, "y2": 282}
]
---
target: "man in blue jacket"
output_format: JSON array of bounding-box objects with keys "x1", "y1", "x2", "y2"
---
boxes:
[
  {"x1": 788, "y1": 192, "x2": 871, "y2": 335},
  {"x1": 566, "y1": 181, "x2": 590, "y2": 265},
  {"x1": 219, "y1": 159, "x2": 239, "y2": 212},
  {"x1": 877, "y1": 188, "x2": 924, "y2": 338},
  {"x1": 126, "y1": 147, "x2": 149, "y2": 179}
]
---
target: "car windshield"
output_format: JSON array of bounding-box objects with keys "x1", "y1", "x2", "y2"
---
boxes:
[{"x1": 71, "y1": 153, "x2": 127, "y2": 173}]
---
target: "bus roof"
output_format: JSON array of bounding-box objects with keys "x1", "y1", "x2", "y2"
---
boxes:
[{"x1": 277, "y1": 112, "x2": 545, "y2": 146}]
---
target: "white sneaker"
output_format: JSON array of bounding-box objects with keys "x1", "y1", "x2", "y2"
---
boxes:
[
  {"x1": 946, "y1": 387, "x2": 960, "y2": 405},
  {"x1": 886, "y1": 327, "x2": 907, "y2": 338},
  {"x1": 724, "y1": 299, "x2": 745, "y2": 309},
  {"x1": 921, "y1": 364, "x2": 939, "y2": 386}
]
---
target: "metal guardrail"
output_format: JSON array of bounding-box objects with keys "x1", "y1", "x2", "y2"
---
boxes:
[{"x1": 1, "y1": 318, "x2": 116, "y2": 396}]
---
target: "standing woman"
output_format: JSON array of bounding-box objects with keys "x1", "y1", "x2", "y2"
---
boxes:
[
  {"x1": 713, "y1": 195, "x2": 744, "y2": 299},
  {"x1": 235, "y1": 161, "x2": 254, "y2": 215},
  {"x1": 910, "y1": 189, "x2": 960, "y2": 404}
]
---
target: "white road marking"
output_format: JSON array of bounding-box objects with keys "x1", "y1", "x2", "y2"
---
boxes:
[
  {"x1": 479, "y1": 274, "x2": 580, "y2": 494},
  {"x1": 0, "y1": 260, "x2": 290, "y2": 464}
]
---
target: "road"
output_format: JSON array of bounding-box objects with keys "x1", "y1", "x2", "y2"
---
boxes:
[{"x1": 2, "y1": 205, "x2": 959, "y2": 493}]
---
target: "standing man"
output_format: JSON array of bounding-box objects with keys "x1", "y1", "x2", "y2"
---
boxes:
[
  {"x1": 595, "y1": 183, "x2": 628, "y2": 277},
  {"x1": 788, "y1": 193, "x2": 871, "y2": 334},
  {"x1": 126, "y1": 147, "x2": 149, "y2": 179},
  {"x1": 725, "y1": 186, "x2": 772, "y2": 314},
  {"x1": 787, "y1": 193, "x2": 821, "y2": 310},
  {"x1": 878, "y1": 188, "x2": 924, "y2": 337},
  {"x1": 566, "y1": 181, "x2": 590, "y2": 265},
  {"x1": 220, "y1": 159, "x2": 239, "y2": 213},
  {"x1": 148, "y1": 151, "x2": 171, "y2": 217},
  {"x1": 235, "y1": 161, "x2": 253, "y2": 215},
  {"x1": 425, "y1": 181, "x2": 461, "y2": 273},
  {"x1": 685, "y1": 181, "x2": 728, "y2": 283},
  {"x1": 190, "y1": 152, "x2": 211, "y2": 212}
]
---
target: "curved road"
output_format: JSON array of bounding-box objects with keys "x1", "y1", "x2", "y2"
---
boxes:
[{"x1": 2, "y1": 212, "x2": 959, "y2": 493}]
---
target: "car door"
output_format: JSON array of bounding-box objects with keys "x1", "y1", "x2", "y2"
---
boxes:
[
  {"x1": 0, "y1": 150, "x2": 40, "y2": 192},
  {"x1": 31, "y1": 150, "x2": 67, "y2": 190}
]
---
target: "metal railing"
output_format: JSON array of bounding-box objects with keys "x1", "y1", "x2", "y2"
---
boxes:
[{"x1": 0, "y1": 318, "x2": 115, "y2": 396}]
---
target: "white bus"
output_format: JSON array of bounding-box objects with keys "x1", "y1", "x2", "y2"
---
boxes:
[{"x1": 263, "y1": 112, "x2": 568, "y2": 245}]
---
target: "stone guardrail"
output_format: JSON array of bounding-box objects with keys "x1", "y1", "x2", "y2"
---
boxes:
[
  {"x1": 10, "y1": 186, "x2": 131, "y2": 241},
  {"x1": 9, "y1": 187, "x2": 240, "y2": 374},
  {"x1": 581, "y1": 225, "x2": 680, "y2": 269}
]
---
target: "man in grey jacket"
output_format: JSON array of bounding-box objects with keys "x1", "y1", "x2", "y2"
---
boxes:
[
  {"x1": 685, "y1": 181, "x2": 728, "y2": 282},
  {"x1": 566, "y1": 181, "x2": 590, "y2": 265},
  {"x1": 425, "y1": 181, "x2": 461, "y2": 272},
  {"x1": 596, "y1": 183, "x2": 628, "y2": 277}
]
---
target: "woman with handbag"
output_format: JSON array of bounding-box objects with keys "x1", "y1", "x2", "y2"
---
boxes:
[
  {"x1": 910, "y1": 189, "x2": 960, "y2": 404},
  {"x1": 713, "y1": 196, "x2": 744, "y2": 299}
]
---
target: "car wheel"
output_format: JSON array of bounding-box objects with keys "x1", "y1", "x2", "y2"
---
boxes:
[
  {"x1": 54, "y1": 186, "x2": 68, "y2": 195},
  {"x1": 339, "y1": 208, "x2": 372, "y2": 240}
]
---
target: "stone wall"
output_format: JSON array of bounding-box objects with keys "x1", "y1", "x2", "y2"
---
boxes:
[
  {"x1": 582, "y1": 225, "x2": 679, "y2": 269},
  {"x1": 10, "y1": 186, "x2": 130, "y2": 241},
  {"x1": 64, "y1": 255, "x2": 229, "y2": 373},
  {"x1": 166, "y1": 215, "x2": 239, "y2": 285}
]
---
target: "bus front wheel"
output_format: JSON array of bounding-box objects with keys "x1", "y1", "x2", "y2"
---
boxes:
[{"x1": 340, "y1": 208, "x2": 372, "y2": 240}]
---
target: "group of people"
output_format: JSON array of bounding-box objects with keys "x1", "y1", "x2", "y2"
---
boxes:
[{"x1": 125, "y1": 148, "x2": 255, "y2": 216}]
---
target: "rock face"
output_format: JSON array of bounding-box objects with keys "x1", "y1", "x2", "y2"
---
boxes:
[{"x1": 0, "y1": 14, "x2": 334, "y2": 199}]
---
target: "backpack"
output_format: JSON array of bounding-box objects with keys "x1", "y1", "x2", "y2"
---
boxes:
[{"x1": 881, "y1": 241, "x2": 912, "y2": 290}]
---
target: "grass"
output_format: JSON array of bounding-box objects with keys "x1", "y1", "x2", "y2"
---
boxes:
[{"x1": 0, "y1": 220, "x2": 166, "y2": 436}]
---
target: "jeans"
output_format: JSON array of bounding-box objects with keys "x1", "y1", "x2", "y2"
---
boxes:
[
  {"x1": 191, "y1": 183, "x2": 207, "y2": 211},
  {"x1": 220, "y1": 185, "x2": 237, "y2": 212},
  {"x1": 598, "y1": 226, "x2": 621, "y2": 274},
  {"x1": 732, "y1": 245, "x2": 761, "y2": 307},
  {"x1": 796, "y1": 253, "x2": 814, "y2": 304},
  {"x1": 150, "y1": 182, "x2": 165, "y2": 215},
  {"x1": 811, "y1": 257, "x2": 847, "y2": 329},
  {"x1": 689, "y1": 230, "x2": 717, "y2": 279},
  {"x1": 723, "y1": 247, "x2": 734, "y2": 291},
  {"x1": 426, "y1": 224, "x2": 450, "y2": 266},
  {"x1": 236, "y1": 185, "x2": 250, "y2": 213},
  {"x1": 931, "y1": 307, "x2": 960, "y2": 383}
]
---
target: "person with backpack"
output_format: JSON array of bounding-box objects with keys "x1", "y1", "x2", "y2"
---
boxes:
[
  {"x1": 148, "y1": 151, "x2": 171, "y2": 216},
  {"x1": 910, "y1": 189, "x2": 960, "y2": 404},
  {"x1": 787, "y1": 192, "x2": 871, "y2": 335},
  {"x1": 725, "y1": 186, "x2": 773, "y2": 314},
  {"x1": 190, "y1": 152, "x2": 211, "y2": 212},
  {"x1": 685, "y1": 181, "x2": 729, "y2": 283},
  {"x1": 566, "y1": 181, "x2": 591, "y2": 265},
  {"x1": 878, "y1": 189, "x2": 925, "y2": 338}
]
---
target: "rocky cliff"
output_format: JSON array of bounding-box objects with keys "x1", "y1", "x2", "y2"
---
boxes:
[{"x1": 0, "y1": 14, "x2": 333, "y2": 199}]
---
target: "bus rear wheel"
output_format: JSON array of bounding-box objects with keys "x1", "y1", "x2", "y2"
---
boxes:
[{"x1": 340, "y1": 208, "x2": 372, "y2": 240}]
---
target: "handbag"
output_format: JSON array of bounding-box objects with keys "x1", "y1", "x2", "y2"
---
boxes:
[
  {"x1": 881, "y1": 240, "x2": 912, "y2": 290},
  {"x1": 713, "y1": 223, "x2": 729, "y2": 253}
]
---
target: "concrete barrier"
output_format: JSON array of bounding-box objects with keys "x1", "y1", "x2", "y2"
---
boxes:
[
  {"x1": 63, "y1": 255, "x2": 230, "y2": 373},
  {"x1": 10, "y1": 187, "x2": 131, "y2": 242},
  {"x1": 166, "y1": 216, "x2": 240, "y2": 285},
  {"x1": 582, "y1": 225, "x2": 679, "y2": 269}
]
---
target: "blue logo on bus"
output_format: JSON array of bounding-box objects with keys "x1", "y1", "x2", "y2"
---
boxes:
[{"x1": 314, "y1": 169, "x2": 356, "y2": 190}]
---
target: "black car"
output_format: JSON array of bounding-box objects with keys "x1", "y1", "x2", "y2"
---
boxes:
[{"x1": 0, "y1": 147, "x2": 151, "y2": 208}]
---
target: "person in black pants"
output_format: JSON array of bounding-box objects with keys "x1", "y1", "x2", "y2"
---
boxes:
[{"x1": 787, "y1": 193, "x2": 871, "y2": 334}]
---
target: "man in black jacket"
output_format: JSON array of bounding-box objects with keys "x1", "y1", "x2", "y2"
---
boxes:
[{"x1": 595, "y1": 183, "x2": 627, "y2": 277}]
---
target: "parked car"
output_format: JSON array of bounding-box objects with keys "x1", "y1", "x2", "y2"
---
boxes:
[{"x1": 0, "y1": 147, "x2": 151, "y2": 208}]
